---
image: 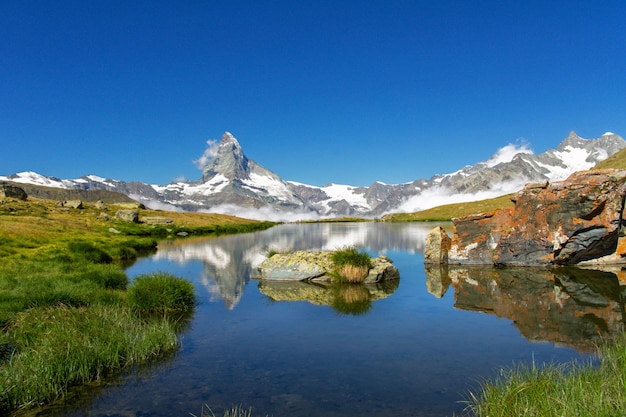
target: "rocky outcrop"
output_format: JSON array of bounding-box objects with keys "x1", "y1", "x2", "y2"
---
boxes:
[
  {"x1": 0, "y1": 184, "x2": 27, "y2": 200},
  {"x1": 426, "y1": 169, "x2": 626, "y2": 266},
  {"x1": 255, "y1": 250, "x2": 399, "y2": 283}
]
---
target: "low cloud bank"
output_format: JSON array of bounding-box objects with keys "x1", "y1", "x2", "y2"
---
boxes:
[
  {"x1": 393, "y1": 178, "x2": 529, "y2": 214},
  {"x1": 132, "y1": 197, "x2": 321, "y2": 222},
  {"x1": 130, "y1": 195, "x2": 185, "y2": 212},
  {"x1": 200, "y1": 204, "x2": 322, "y2": 222}
]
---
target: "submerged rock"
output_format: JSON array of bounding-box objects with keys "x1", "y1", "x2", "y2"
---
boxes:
[{"x1": 255, "y1": 250, "x2": 399, "y2": 283}]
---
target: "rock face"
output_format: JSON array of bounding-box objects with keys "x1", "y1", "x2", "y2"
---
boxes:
[
  {"x1": 426, "y1": 169, "x2": 626, "y2": 266},
  {"x1": 255, "y1": 250, "x2": 400, "y2": 283},
  {"x1": 0, "y1": 184, "x2": 27, "y2": 200}
]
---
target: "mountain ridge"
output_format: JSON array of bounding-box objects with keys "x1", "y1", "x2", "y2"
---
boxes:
[{"x1": 2, "y1": 131, "x2": 625, "y2": 220}]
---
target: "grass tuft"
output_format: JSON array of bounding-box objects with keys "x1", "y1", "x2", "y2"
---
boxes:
[
  {"x1": 68, "y1": 241, "x2": 113, "y2": 264},
  {"x1": 330, "y1": 246, "x2": 372, "y2": 283},
  {"x1": 193, "y1": 404, "x2": 269, "y2": 417},
  {"x1": 128, "y1": 272, "x2": 196, "y2": 314}
]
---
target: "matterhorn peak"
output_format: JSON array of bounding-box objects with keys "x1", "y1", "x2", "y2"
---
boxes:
[
  {"x1": 221, "y1": 131, "x2": 239, "y2": 145},
  {"x1": 201, "y1": 132, "x2": 249, "y2": 182}
]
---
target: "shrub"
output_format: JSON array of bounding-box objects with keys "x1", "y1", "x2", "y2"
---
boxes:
[
  {"x1": 330, "y1": 246, "x2": 373, "y2": 283},
  {"x1": 128, "y1": 272, "x2": 196, "y2": 314}
]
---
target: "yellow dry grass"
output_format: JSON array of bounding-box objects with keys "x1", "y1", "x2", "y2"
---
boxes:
[{"x1": 338, "y1": 264, "x2": 370, "y2": 283}]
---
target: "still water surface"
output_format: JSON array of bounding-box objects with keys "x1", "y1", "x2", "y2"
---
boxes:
[{"x1": 18, "y1": 222, "x2": 626, "y2": 417}]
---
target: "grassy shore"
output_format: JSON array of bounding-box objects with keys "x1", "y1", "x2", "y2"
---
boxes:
[
  {"x1": 0, "y1": 196, "x2": 274, "y2": 412},
  {"x1": 463, "y1": 335, "x2": 626, "y2": 417}
]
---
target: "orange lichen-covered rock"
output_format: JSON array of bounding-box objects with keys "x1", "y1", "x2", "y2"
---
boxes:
[{"x1": 447, "y1": 169, "x2": 626, "y2": 266}]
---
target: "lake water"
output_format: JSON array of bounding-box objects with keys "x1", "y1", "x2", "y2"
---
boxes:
[{"x1": 16, "y1": 222, "x2": 626, "y2": 417}]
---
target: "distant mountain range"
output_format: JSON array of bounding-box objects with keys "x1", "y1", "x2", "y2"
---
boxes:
[{"x1": 2, "y1": 131, "x2": 625, "y2": 220}]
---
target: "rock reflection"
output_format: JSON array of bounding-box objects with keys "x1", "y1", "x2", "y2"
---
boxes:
[
  {"x1": 258, "y1": 280, "x2": 400, "y2": 315},
  {"x1": 424, "y1": 265, "x2": 626, "y2": 351},
  {"x1": 151, "y1": 223, "x2": 436, "y2": 308},
  {"x1": 425, "y1": 264, "x2": 451, "y2": 298}
]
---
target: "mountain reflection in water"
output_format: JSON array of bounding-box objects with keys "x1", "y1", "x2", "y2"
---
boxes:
[
  {"x1": 425, "y1": 264, "x2": 626, "y2": 352},
  {"x1": 15, "y1": 222, "x2": 620, "y2": 417},
  {"x1": 149, "y1": 222, "x2": 430, "y2": 309}
]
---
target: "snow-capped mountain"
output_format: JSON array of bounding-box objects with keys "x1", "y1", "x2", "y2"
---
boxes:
[
  {"x1": 149, "y1": 132, "x2": 312, "y2": 213},
  {"x1": 2, "y1": 131, "x2": 624, "y2": 219}
]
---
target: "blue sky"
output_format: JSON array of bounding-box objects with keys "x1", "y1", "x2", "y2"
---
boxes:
[{"x1": 2, "y1": 1, "x2": 625, "y2": 187}]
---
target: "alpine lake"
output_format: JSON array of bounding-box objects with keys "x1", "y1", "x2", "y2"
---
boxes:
[{"x1": 13, "y1": 222, "x2": 626, "y2": 417}]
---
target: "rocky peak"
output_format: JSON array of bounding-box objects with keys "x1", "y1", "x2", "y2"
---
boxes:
[
  {"x1": 557, "y1": 131, "x2": 585, "y2": 151},
  {"x1": 201, "y1": 132, "x2": 250, "y2": 182},
  {"x1": 556, "y1": 131, "x2": 625, "y2": 156}
]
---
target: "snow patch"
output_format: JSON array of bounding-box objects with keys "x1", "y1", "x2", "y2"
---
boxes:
[
  {"x1": 242, "y1": 173, "x2": 294, "y2": 199},
  {"x1": 321, "y1": 184, "x2": 370, "y2": 207},
  {"x1": 541, "y1": 146, "x2": 595, "y2": 181}
]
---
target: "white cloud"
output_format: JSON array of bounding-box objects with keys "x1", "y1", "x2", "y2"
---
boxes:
[
  {"x1": 482, "y1": 141, "x2": 533, "y2": 168},
  {"x1": 392, "y1": 179, "x2": 528, "y2": 215},
  {"x1": 199, "y1": 204, "x2": 322, "y2": 222},
  {"x1": 130, "y1": 195, "x2": 186, "y2": 212},
  {"x1": 193, "y1": 139, "x2": 220, "y2": 169}
]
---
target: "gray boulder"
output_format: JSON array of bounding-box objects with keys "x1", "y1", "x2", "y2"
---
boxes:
[
  {"x1": 94, "y1": 200, "x2": 107, "y2": 210},
  {"x1": 255, "y1": 250, "x2": 399, "y2": 283},
  {"x1": 142, "y1": 216, "x2": 174, "y2": 225},
  {"x1": 115, "y1": 209, "x2": 139, "y2": 223},
  {"x1": 424, "y1": 226, "x2": 451, "y2": 264},
  {"x1": 64, "y1": 200, "x2": 83, "y2": 209}
]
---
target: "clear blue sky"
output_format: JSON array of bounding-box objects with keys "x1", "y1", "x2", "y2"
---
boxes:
[{"x1": 2, "y1": 1, "x2": 625, "y2": 186}]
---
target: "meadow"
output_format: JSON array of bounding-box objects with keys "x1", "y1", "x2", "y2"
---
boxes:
[{"x1": 0, "y1": 196, "x2": 273, "y2": 412}]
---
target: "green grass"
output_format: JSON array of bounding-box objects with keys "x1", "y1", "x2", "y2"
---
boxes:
[
  {"x1": 593, "y1": 147, "x2": 626, "y2": 170},
  {"x1": 463, "y1": 335, "x2": 626, "y2": 417},
  {"x1": 331, "y1": 246, "x2": 373, "y2": 268},
  {"x1": 0, "y1": 196, "x2": 276, "y2": 412},
  {"x1": 330, "y1": 246, "x2": 373, "y2": 283},
  {"x1": 381, "y1": 194, "x2": 515, "y2": 222},
  {"x1": 128, "y1": 272, "x2": 196, "y2": 314},
  {"x1": 0, "y1": 303, "x2": 178, "y2": 411}
]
